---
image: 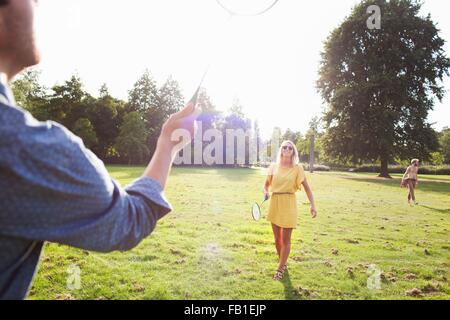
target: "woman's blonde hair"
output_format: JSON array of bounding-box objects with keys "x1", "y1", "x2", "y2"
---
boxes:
[
  {"x1": 276, "y1": 140, "x2": 299, "y2": 165},
  {"x1": 411, "y1": 159, "x2": 420, "y2": 165}
]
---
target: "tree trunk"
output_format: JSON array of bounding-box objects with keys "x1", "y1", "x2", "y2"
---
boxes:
[
  {"x1": 378, "y1": 156, "x2": 391, "y2": 178},
  {"x1": 309, "y1": 134, "x2": 315, "y2": 173}
]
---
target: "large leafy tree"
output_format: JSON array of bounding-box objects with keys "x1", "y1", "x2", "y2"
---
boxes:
[
  {"x1": 127, "y1": 71, "x2": 185, "y2": 158},
  {"x1": 89, "y1": 84, "x2": 125, "y2": 160},
  {"x1": 127, "y1": 70, "x2": 159, "y2": 158},
  {"x1": 157, "y1": 76, "x2": 184, "y2": 116},
  {"x1": 47, "y1": 75, "x2": 90, "y2": 128},
  {"x1": 197, "y1": 89, "x2": 221, "y2": 131},
  {"x1": 282, "y1": 129, "x2": 302, "y2": 145},
  {"x1": 268, "y1": 127, "x2": 282, "y2": 160},
  {"x1": 72, "y1": 118, "x2": 98, "y2": 149},
  {"x1": 221, "y1": 99, "x2": 252, "y2": 165},
  {"x1": 253, "y1": 119, "x2": 262, "y2": 164},
  {"x1": 147, "y1": 76, "x2": 185, "y2": 156},
  {"x1": 317, "y1": 0, "x2": 450, "y2": 177},
  {"x1": 191, "y1": 89, "x2": 222, "y2": 165},
  {"x1": 115, "y1": 112, "x2": 150, "y2": 165},
  {"x1": 11, "y1": 68, "x2": 49, "y2": 119},
  {"x1": 127, "y1": 69, "x2": 158, "y2": 114},
  {"x1": 440, "y1": 127, "x2": 450, "y2": 164}
]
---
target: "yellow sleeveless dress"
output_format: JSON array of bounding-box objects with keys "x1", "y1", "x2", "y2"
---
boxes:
[{"x1": 266, "y1": 163, "x2": 306, "y2": 229}]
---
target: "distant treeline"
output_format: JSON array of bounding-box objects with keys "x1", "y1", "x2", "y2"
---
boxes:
[
  {"x1": 10, "y1": 69, "x2": 314, "y2": 165},
  {"x1": 11, "y1": 69, "x2": 450, "y2": 169}
]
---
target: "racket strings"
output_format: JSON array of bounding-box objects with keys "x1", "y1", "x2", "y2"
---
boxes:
[{"x1": 252, "y1": 203, "x2": 262, "y2": 220}]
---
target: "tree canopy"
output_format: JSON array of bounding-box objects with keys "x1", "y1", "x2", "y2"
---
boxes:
[{"x1": 317, "y1": 0, "x2": 450, "y2": 177}]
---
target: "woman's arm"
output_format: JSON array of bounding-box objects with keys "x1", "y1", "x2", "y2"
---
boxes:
[
  {"x1": 402, "y1": 166, "x2": 410, "y2": 180},
  {"x1": 263, "y1": 176, "x2": 271, "y2": 200},
  {"x1": 302, "y1": 178, "x2": 317, "y2": 218}
]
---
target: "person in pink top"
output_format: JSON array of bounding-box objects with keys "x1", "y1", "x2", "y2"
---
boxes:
[{"x1": 401, "y1": 159, "x2": 420, "y2": 206}]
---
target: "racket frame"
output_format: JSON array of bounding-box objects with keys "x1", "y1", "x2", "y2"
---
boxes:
[
  {"x1": 215, "y1": 0, "x2": 280, "y2": 17},
  {"x1": 252, "y1": 199, "x2": 267, "y2": 221}
]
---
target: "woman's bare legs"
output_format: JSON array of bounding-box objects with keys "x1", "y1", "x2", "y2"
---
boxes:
[
  {"x1": 271, "y1": 223, "x2": 282, "y2": 258},
  {"x1": 408, "y1": 179, "x2": 416, "y2": 204},
  {"x1": 271, "y1": 224, "x2": 294, "y2": 280},
  {"x1": 277, "y1": 228, "x2": 293, "y2": 273}
]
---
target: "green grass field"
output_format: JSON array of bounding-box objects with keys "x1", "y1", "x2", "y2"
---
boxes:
[{"x1": 29, "y1": 167, "x2": 450, "y2": 300}]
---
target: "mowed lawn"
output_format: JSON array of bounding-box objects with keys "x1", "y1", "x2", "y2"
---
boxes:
[{"x1": 29, "y1": 167, "x2": 450, "y2": 300}]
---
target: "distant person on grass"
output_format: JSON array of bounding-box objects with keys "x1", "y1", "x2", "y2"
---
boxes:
[
  {"x1": 0, "y1": 0, "x2": 198, "y2": 299},
  {"x1": 263, "y1": 141, "x2": 317, "y2": 281},
  {"x1": 401, "y1": 159, "x2": 420, "y2": 206}
]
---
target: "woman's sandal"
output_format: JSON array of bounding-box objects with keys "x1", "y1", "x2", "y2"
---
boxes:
[{"x1": 273, "y1": 269, "x2": 284, "y2": 281}]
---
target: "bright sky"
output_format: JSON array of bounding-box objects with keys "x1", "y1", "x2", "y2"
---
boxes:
[{"x1": 34, "y1": 0, "x2": 450, "y2": 139}]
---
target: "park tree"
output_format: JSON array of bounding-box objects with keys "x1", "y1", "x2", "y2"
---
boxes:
[
  {"x1": 307, "y1": 116, "x2": 325, "y2": 163},
  {"x1": 282, "y1": 128, "x2": 302, "y2": 145},
  {"x1": 297, "y1": 128, "x2": 325, "y2": 164},
  {"x1": 99, "y1": 83, "x2": 110, "y2": 98},
  {"x1": 268, "y1": 127, "x2": 283, "y2": 160},
  {"x1": 11, "y1": 70, "x2": 193, "y2": 165},
  {"x1": 317, "y1": 0, "x2": 450, "y2": 177},
  {"x1": 253, "y1": 120, "x2": 261, "y2": 163},
  {"x1": 147, "y1": 76, "x2": 185, "y2": 156},
  {"x1": 190, "y1": 89, "x2": 222, "y2": 165},
  {"x1": 11, "y1": 68, "x2": 49, "y2": 119},
  {"x1": 228, "y1": 98, "x2": 246, "y2": 119},
  {"x1": 47, "y1": 75, "x2": 90, "y2": 128},
  {"x1": 127, "y1": 69, "x2": 158, "y2": 114},
  {"x1": 72, "y1": 118, "x2": 98, "y2": 149},
  {"x1": 115, "y1": 112, "x2": 150, "y2": 165},
  {"x1": 430, "y1": 151, "x2": 444, "y2": 166},
  {"x1": 197, "y1": 89, "x2": 221, "y2": 131},
  {"x1": 127, "y1": 70, "x2": 159, "y2": 157},
  {"x1": 440, "y1": 127, "x2": 450, "y2": 164},
  {"x1": 157, "y1": 76, "x2": 184, "y2": 116},
  {"x1": 221, "y1": 99, "x2": 252, "y2": 165},
  {"x1": 296, "y1": 133, "x2": 309, "y2": 161},
  {"x1": 89, "y1": 84, "x2": 125, "y2": 160},
  {"x1": 128, "y1": 71, "x2": 185, "y2": 158}
]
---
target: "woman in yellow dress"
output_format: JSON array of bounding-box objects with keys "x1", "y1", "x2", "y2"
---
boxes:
[{"x1": 263, "y1": 140, "x2": 317, "y2": 281}]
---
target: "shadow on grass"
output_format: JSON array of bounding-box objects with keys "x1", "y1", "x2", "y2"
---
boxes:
[
  {"x1": 170, "y1": 166, "x2": 259, "y2": 182},
  {"x1": 340, "y1": 176, "x2": 450, "y2": 196},
  {"x1": 216, "y1": 167, "x2": 260, "y2": 182},
  {"x1": 419, "y1": 205, "x2": 450, "y2": 214},
  {"x1": 415, "y1": 176, "x2": 450, "y2": 182},
  {"x1": 281, "y1": 270, "x2": 301, "y2": 300},
  {"x1": 170, "y1": 166, "x2": 215, "y2": 175}
]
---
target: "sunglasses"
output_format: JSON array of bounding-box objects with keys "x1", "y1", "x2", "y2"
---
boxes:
[{"x1": 282, "y1": 146, "x2": 293, "y2": 151}]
